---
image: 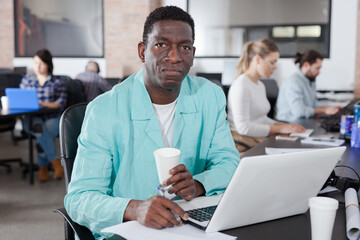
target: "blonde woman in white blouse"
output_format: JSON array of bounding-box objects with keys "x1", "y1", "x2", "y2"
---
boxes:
[{"x1": 227, "y1": 38, "x2": 305, "y2": 153}]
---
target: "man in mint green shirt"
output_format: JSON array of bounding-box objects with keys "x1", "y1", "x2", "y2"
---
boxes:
[{"x1": 64, "y1": 6, "x2": 239, "y2": 239}]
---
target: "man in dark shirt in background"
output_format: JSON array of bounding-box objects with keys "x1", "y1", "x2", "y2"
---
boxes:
[{"x1": 76, "y1": 61, "x2": 112, "y2": 101}]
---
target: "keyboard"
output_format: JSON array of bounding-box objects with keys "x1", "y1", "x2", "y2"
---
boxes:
[
  {"x1": 186, "y1": 205, "x2": 217, "y2": 222},
  {"x1": 320, "y1": 99, "x2": 360, "y2": 131}
]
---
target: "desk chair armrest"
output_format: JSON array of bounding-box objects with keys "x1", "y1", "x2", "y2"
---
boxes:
[
  {"x1": 54, "y1": 207, "x2": 95, "y2": 240},
  {"x1": 54, "y1": 208, "x2": 125, "y2": 240}
]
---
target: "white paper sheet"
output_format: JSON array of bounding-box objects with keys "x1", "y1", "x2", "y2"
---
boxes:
[
  {"x1": 290, "y1": 129, "x2": 314, "y2": 138},
  {"x1": 265, "y1": 147, "x2": 317, "y2": 155},
  {"x1": 101, "y1": 221, "x2": 237, "y2": 240},
  {"x1": 345, "y1": 188, "x2": 360, "y2": 240},
  {"x1": 301, "y1": 137, "x2": 345, "y2": 146}
]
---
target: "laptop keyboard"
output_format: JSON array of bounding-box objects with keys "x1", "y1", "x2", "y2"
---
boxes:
[
  {"x1": 320, "y1": 99, "x2": 360, "y2": 131},
  {"x1": 187, "y1": 205, "x2": 217, "y2": 222}
]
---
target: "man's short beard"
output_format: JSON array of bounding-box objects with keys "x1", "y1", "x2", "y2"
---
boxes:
[{"x1": 305, "y1": 73, "x2": 316, "y2": 82}]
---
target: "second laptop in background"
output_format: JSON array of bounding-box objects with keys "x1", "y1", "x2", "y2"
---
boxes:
[{"x1": 5, "y1": 88, "x2": 40, "y2": 110}]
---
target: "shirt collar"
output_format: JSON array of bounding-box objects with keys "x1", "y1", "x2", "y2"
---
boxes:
[
  {"x1": 295, "y1": 68, "x2": 312, "y2": 85},
  {"x1": 131, "y1": 68, "x2": 197, "y2": 120}
]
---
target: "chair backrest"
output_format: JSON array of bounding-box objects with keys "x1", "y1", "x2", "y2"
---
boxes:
[
  {"x1": 0, "y1": 68, "x2": 12, "y2": 74},
  {"x1": 13, "y1": 67, "x2": 27, "y2": 76},
  {"x1": 55, "y1": 75, "x2": 87, "y2": 110},
  {"x1": 196, "y1": 72, "x2": 222, "y2": 83},
  {"x1": 59, "y1": 102, "x2": 88, "y2": 189},
  {"x1": 0, "y1": 73, "x2": 23, "y2": 96},
  {"x1": 260, "y1": 78, "x2": 279, "y2": 118},
  {"x1": 59, "y1": 102, "x2": 96, "y2": 240},
  {"x1": 104, "y1": 77, "x2": 121, "y2": 87},
  {"x1": 195, "y1": 72, "x2": 230, "y2": 98},
  {"x1": 65, "y1": 79, "x2": 87, "y2": 109},
  {"x1": 0, "y1": 73, "x2": 23, "y2": 133}
]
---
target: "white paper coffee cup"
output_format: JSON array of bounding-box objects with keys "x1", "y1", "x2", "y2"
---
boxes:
[
  {"x1": 154, "y1": 148, "x2": 180, "y2": 184},
  {"x1": 1, "y1": 96, "x2": 9, "y2": 111},
  {"x1": 309, "y1": 197, "x2": 339, "y2": 240}
]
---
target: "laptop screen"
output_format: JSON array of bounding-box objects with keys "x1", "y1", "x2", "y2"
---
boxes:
[{"x1": 5, "y1": 88, "x2": 40, "y2": 110}]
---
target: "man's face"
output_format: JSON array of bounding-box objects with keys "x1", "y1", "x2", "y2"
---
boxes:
[
  {"x1": 138, "y1": 20, "x2": 195, "y2": 92},
  {"x1": 304, "y1": 58, "x2": 322, "y2": 82}
]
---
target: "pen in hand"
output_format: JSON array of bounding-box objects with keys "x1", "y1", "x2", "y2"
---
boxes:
[{"x1": 157, "y1": 185, "x2": 182, "y2": 224}]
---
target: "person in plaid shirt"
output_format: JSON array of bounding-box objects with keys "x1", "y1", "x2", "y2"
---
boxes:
[{"x1": 20, "y1": 49, "x2": 67, "y2": 182}]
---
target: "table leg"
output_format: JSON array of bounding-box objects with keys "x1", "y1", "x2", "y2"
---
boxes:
[{"x1": 28, "y1": 116, "x2": 34, "y2": 185}]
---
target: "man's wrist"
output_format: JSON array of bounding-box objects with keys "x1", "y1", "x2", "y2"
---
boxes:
[
  {"x1": 123, "y1": 199, "x2": 140, "y2": 221},
  {"x1": 194, "y1": 180, "x2": 205, "y2": 197}
]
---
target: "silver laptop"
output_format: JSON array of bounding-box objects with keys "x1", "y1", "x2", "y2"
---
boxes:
[{"x1": 176, "y1": 146, "x2": 346, "y2": 233}]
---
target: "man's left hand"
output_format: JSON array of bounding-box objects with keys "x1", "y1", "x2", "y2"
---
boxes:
[{"x1": 162, "y1": 164, "x2": 205, "y2": 201}]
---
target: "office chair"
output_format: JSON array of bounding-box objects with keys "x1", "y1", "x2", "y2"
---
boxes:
[
  {"x1": 104, "y1": 77, "x2": 121, "y2": 87},
  {"x1": 54, "y1": 75, "x2": 87, "y2": 110},
  {"x1": 0, "y1": 73, "x2": 23, "y2": 96},
  {"x1": 0, "y1": 68, "x2": 12, "y2": 74},
  {"x1": 0, "y1": 117, "x2": 23, "y2": 173},
  {"x1": 0, "y1": 73, "x2": 24, "y2": 172},
  {"x1": 13, "y1": 66, "x2": 27, "y2": 76},
  {"x1": 56, "y1": 103, "x2": 124, "y2": 240},
  {"x1": 195, "y1": 72, "x2": 230, "y2": 98},
  {"x1": 196, "y1": 72, "x2": 222, "y2": 83},
  {"x1": 55, "y1": 102, "x2": 94, "y2": 240},
  {"x1": 259, "y1": 78, "x2": 279, "y2": 119}
]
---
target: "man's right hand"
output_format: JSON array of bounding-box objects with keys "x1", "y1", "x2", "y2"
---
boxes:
[
  {"x1": 123, "y1": 196, "x2": 189, "y2": 229},
  {"x1": 315, "y1": 106, "x2": 341, "y2": 116}
]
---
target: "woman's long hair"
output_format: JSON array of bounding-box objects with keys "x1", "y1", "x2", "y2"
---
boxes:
[
  {"x1": 34, "y1": 49, "x2": 54, "y2": 75},
  {"x1": 235, "y1": 38, "x2": 279, "y2": 78}
]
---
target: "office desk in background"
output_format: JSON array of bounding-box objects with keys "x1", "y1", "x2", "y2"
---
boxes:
[
  {"x1": 221, "y1": 118, "x2": 358, "y2": 240},
  {"x1": 0, "y1": 107, "x2": 59, "y2": 185}
]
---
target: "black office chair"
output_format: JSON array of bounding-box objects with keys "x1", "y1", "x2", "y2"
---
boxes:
[
  {"x1": 55, "y1": 102, "x2": 94, "y2": 240},
  {"x1": 104, "y1": 77, "x2": 121, "y2": 87},
  {"x1": 0, "y1": 68, "x2": 12, "y2": 74},
  {"x1": 13, "y1": 66, "x2": 27, "y2": 76},
  {"x1": 0, "y1": 73, "x2": 24, "y2": 96},
  {"x1": 0, "y1": 117, "x2": 23, "y2": 173},
  {"x1": 260, "y1": 78, "x2": 279, "y2": 119},
  {"x1": 54, "y1": 75, "x2": 87, "y2": 110},
  {"x1": 55, "y1": 103, "x2": 124, "y2": 240},
  {"x1": 0, "y1": 73, "x2": 24, "y2": 172}
]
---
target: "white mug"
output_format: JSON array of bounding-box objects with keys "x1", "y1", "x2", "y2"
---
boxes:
[{"x1": 1, "y1": 96, "x2": 9, "y2": 111}]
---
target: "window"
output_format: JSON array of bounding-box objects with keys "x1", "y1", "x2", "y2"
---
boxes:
[
  {"x1": 14, "y1": 0, "x2": 104, "y2": 57},
  {"x1": 297, "y1": 26, "x2": 322, "y2": 37},
  {"x1": 272, "y1": 27, "x2": 295, "y2": 38},
  {"x1": 188, "y1": 0, "x2": 331, "y2": 58}
]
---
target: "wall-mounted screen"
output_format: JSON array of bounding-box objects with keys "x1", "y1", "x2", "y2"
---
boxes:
[{"x1": 14, "y1": 0, "x2": 104, "y2": 57}]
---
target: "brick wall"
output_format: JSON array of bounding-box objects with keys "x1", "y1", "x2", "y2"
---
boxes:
[
  {"x1": 104, "y1": 0, "x2": 161, "y2": 78},
  {"x1": 0, "y1": 0, "x2": 14, "y2": 69}
]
